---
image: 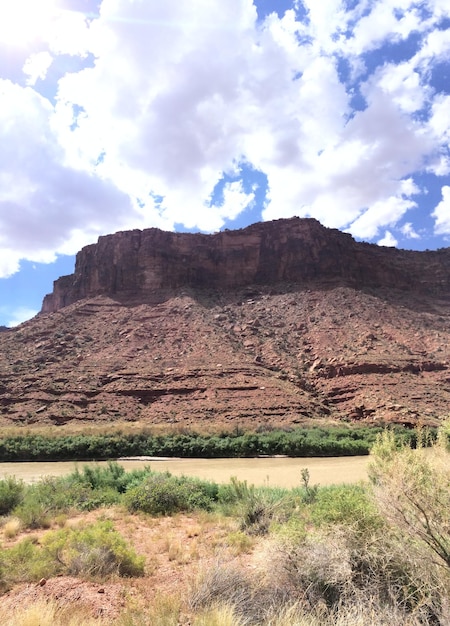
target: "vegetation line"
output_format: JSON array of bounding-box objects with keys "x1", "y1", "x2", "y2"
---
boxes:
[{"x1": 0, "y1": 425, "x2": 420, "y2": 461}]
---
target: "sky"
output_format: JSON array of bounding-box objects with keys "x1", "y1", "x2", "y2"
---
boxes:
[{"x1": 0, "y1": 0, "x2": 450, "y2": 327}]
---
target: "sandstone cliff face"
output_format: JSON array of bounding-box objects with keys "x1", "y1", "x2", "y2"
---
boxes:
[{"x1": 41, "y1": 218, "x2": 450, "y2": 313}]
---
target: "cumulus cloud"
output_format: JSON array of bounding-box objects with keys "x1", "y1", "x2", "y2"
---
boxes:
[
  {"x1": 23, "y1": 51, "x2": 54, "y2": 85},
  {"x1": 0, "y1": 79, "x2": 138, "y2": 277},
  {"x1": 0, "y1": 0, "x2": 450, "y2": 280},
  {"x1": 378, "y1": 231, "x2": 398, "y2": 247},
  {"x1": 432, "y1": 186, "x2": 450, "y2": 235},
  {"x1": 6, "y1": 306, "x2": 39, "y2": 327}
]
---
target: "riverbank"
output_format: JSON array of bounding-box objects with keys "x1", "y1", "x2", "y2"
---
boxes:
[{"x1": 0, "y1": 424, "x2": 419, "y2": 461}]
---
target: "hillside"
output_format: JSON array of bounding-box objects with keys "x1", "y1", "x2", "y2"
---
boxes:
[{"x1": 0, "y1": 218, "x2": 449, "y2": 431}]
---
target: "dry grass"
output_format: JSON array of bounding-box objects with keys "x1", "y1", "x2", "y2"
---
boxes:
[
  {"x1": 226, "y1": 530, "x2": 255, "y2": 555},
  {"x1": 0, "y1": 599, "x2": 101, "y2": 626},
  {"x1": 2, "y1": 517, "x2": 22, "y2": 539},
  {"x1": 192, "y1": 604, "x2": 246, "y2": 626},
  {"x1": 131, "y1": 591, "x2": 182, "y2": 626}
]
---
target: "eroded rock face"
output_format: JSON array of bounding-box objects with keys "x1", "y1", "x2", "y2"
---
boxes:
[
  {"x1": 1, "y1": 218, "x2": 449, "y2": 431},
  {"x1": 41, "y1": 218, "x2": 450, "y2": 313}
]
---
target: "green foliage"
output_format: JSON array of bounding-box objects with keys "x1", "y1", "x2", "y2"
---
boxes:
[
  {"x1": 219, "y1": 477, "x2": 292, "y2": 536},
  {"x1": 9, "y1": 462, "x2": 156, "y2": 529},
  {"x1": 12, "y1": 476, "x2": 107, "y2": 528},
  {"x1": 13, "y1": 477, "x2": 74, "y2": 528},
  {"x1": 0, "y1": 520, "x2": 144, "y2": 590},
  {"x1": 310, "y1": 484, "x2": 382, "y2": 535},
  {"x1": 42, "y1": 520, "x2": 145, "y2": 578},
  {"x1": 0, "y1": 425, "x2": 419, "y2": 461},
  {"x1": 68, "y1": 461, "x2": 152, "y2": 495},
  {"x1": 124, "y1": 473, "x2": 218, "y2": 516},
  {"x1": 0, "y1": 537, "x2": 57, "y2": 590},
  {"x1": 0, "y1": 476, "x2": 24, "y2": 515},
  {"x1": 369, "y1": 428, "x2": 450, "y2": 569},
  {"x1": 300, "y1": 467, "x2": 319, "y2": 504}
]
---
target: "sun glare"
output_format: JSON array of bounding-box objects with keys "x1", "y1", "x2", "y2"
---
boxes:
[{"x1": 0, "y1": 0, "x2": 57, "y2": 46}]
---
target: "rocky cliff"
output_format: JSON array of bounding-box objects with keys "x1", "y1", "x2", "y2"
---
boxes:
[
  {"x1": 1, "y1": 218, "x2": 449, "y2": 431},
  {"x1": 41, "y1": 218, "x2": 450, "y2": 313}
]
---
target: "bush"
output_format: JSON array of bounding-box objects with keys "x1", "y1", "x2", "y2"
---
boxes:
[
  {"x1": 359, "y1": 426, "x2": 450, "y2": 622},
  {"x1": 68, "y1": 461, "x2": 152, "y2": 494},
  {"x1": 42, "y1": 520, "x2": 145, "y2": 578},
  {"x1": 0, "y1": 476, "x2": 24, "y2": 515},
  {"x1": 218, "y1": 478, "x2": 292, "y2": 536},
  {"x1": 0, "y1": 536, "x2": 56, "y2": 590},
  {"x1": 0, "y1": 520, "x2": 144, "y2": 590},
  {"x1": 369, "y1": 428, "x2": 450, "y2": 569},
  {"x1": 124, "y1": 473, "x2": 218, "y2": 515},
  {"x1": 13, "y1": 476, "x2": 98, "y2": 528},
  {"x1": 310, "y1": 484, "x2": 382, "y2": 535}
]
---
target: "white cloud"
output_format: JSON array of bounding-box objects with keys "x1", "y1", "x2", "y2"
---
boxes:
[
  {"x1": 344, "y1": 2, "x2": 424, "y2": 56},
  {"x1": 0, "y1": 79, "x2": 138, "y2": 277},
  {"x1": 6, "y1": 306, "x2": 39, "y2": 327},
  {"x1": 23, "y1": 51, "x2": 54, "y2": 85},
  {"x1": 378, "y1": 231, "x2": 398, "y2": 247},
  {"x1": 0, "y1": 0, "x2": 449, "y2": 282},
  {"x1": 401, "y1": 222, "x2": 420, "y2": 238},
  {"x1": 432, "y1": 186, "x2": 450, "y2": 235},
  {"x1": 349, "y1": 194, "x2": 417, "y2": 240},
  {"x1": 46, "y1": 9, "x2": 92, "y2": 57}
]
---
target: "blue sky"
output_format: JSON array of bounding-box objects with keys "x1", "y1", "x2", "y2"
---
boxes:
[{"x1": 1, "y1": 0, "x2": 450, "y2": 326}]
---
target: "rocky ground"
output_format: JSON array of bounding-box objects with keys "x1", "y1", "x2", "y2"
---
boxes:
[
  {"x1": 1, "y1": 283, "x2": 449, "y2": 430},
  {"x1": 0, "y1": 508, "x2": 250, "y2": 624}
]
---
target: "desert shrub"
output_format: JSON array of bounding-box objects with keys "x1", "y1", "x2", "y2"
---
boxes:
[
  {"x1": 0, "y1": 476, "x2": 24, "y2": 515},
  {"x1": 124, "y1": 473, "x2": 218, "y2": 515},
  {"x1": 42, "y1": 520, "x2": 144, "y2": 578},
  {"x1": 68, "y1": 461, "x2": 152, "y2": 495},
  {"x1": 369, "y1": 428, "x2": 450, "y2": 569},
  {"x1": 190, "y1": 561, "x2": 295, "y2": 625},
  {"x1": 367, "y1": 427, "x2": 450, "y2": 622},
  {"x1": 193, "y1": 604, "x2": 247, "y2": 626},
  {"x1": 268, "y1": 527, "x2": 354, "y2": 610},
  {"x1": 0, "y1": 520, "x2": 143, "y2": 590},
  {"x1": 0, "y1": 599, "x2": 102, "y2": 626},
  {"x1": 2, "y1": 517, "x2": 22, "y2": 539},
  {"x1": 310, "y1": 484, "x2": 382, "y2": 535},
  {"x1": 12, "y1": 476, "x2": 101, "y2": 528},
  {"x1": 218, "y1": 478, "x2": 292, "y2": 536},
  {"x1": 0, "y1": 536, "x2": 56, "y2": 590}
]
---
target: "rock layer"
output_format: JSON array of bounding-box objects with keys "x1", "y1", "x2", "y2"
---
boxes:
[
  {"x1": 42, "y1": 218, "x2": 450, "y2": 313},
  {"x1": 1, "y1": 218, "x2": 449, "y2": 430}
]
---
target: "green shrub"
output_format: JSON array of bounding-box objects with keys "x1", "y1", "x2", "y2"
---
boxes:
[
  {"x1": 0, "y1": 426, "x2": 420, "y2": 461},
  {"x1": 42, "y1": 520, "x2": 145, "y2": 578},
  {"x1": 0, "y1": 476, "x2": 24, "y2": 515},
  {"x1": 310, "y1": 484, "x2": 381, "y2": 535},
  {"x1": 124, "y1": 473, "x2": 218, "y2": 516},
  {"x1": 0, "y1": 520, "x2": 144, "y2": 590},
  {"x1": 218, "y1": 478, "x2": 291, "y2": 536},
  {"x1": 68, "y1": 461, "x2": 152, "y2": 494},
  {"x1": 13, "y1": 476, "x2": 92, "y2": 528},
  {"x1": 370, "y1": 428, "x2": 450, "y2": 569},
  {"x1": 0, "y1": 537, "x2": 57, "y2": 590}
]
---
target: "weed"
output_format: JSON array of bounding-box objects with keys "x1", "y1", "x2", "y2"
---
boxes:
[
  {"x1": 0, "y1": 476, "x2": 24, "y2": 515},
  {"x1": 2, "y1": 517, "x2": 22, "y2": 539},
  {"x1": 226, "y1": 530, "x2": 255, "y2": 555},
  {"x1": 42, "y1": 520, "x2": 145, "y2": 578},
  {"x1": 0, "y1": 599, "x2": 101, "y2": 626},
  {"x1": 124, "y1": 473, "x2": 218, "y2": 516}
]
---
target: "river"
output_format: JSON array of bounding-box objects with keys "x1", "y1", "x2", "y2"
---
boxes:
[{"x1": 0, "y1": 455, "x2": 370, "y2": 487}]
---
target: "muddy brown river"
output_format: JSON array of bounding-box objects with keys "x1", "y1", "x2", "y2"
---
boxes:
[{"x1": 0, "y1": 455, "x2": 370, "y2": 486}]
